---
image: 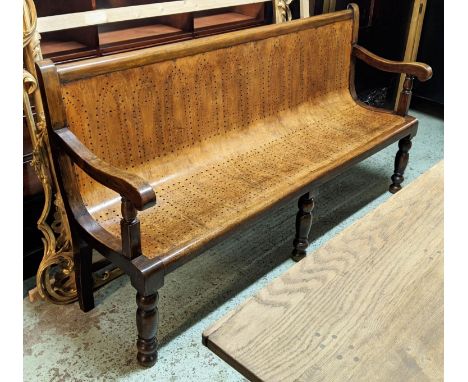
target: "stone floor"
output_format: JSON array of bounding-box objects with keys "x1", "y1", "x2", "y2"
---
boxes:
[{"x1": 23, "y1": 108, "x2": 444, "y2": 382}]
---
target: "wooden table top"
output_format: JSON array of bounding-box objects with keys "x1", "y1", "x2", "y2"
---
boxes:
[{"x1": 203, "y1": 161, "x2": 444, "y2": 382}]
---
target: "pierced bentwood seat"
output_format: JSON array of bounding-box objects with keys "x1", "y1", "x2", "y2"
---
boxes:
[
  {"x1": 82, "y1": 94, "x2": 415, "y2": 270},
  {"x1": 38, "y1": 4, "x2": 432, "y2": 368}
]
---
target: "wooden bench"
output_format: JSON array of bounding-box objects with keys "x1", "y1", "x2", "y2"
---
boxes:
[
  {"x1": 37, "y1": 4, "x2": 432, "y2": 368},
  {"x1": 203, "y1": 161, "x2": 444, "y2": 381}
]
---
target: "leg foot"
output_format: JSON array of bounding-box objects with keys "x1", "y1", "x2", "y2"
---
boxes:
[
  {"x1": 136, "y1": 292, "x2": 159, "y2": 367},
  {"x1": 74, "y1": 244, "x2": 95, "y2": 312},
  {"x1": 389, "y1": 136, "x2": 412, "y2": 194},
  {"x1": 292, "y1": 192, "x2": 315, "y2": 262}
]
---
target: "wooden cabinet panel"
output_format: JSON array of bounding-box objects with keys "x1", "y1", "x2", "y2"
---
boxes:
[{"x1": 36, "y1": 1, "x2": 269, "y2": 63}]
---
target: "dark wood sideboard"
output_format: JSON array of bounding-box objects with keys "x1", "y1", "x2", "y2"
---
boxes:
[{"x1": 35, "y1": 0, "x2": 271, "y2": 63}]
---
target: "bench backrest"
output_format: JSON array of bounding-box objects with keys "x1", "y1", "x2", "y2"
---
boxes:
[{"x1": 43, "y1": 9, "x2": 357, "y2": 207}]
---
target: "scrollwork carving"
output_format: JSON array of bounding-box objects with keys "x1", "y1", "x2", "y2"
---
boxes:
[{"x1": 23, "y1": 0, "x2": 77, "y2": 304}]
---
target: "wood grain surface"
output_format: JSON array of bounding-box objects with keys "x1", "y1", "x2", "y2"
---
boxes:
[
  {"x1": 99, "y1": 24, "x2": 182, "y2": 45},
  {"x1": 194, "y1": 12, "x2": 255, "y2": 29},
  {"x1": 204, "y1": 161, "x2": 444, "y2": 382}
]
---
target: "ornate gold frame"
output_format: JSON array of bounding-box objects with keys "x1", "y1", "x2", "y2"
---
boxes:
[{"x1": 24, "y1": 0, "x2": 77, "y2": 304}]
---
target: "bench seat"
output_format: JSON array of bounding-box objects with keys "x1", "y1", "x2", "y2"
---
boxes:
[
  {"x1": 88, "y1": 92, "x2": 415, "y2": 270},
  {"x1": 38, "y1": 5, "x2": 431, "y2": 367}
]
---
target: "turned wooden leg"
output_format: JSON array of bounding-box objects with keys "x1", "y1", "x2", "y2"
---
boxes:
[
  {"x1": 389, "y1": 136, "x2": 413, "y2": 194},
  {"x1": 74, "y1": 244, "x2": 95, "y2": 312},
  {"x1": 291, "y1": 192, "x2": 315, "y2": 262},
  {"x1": 136, "y1": 292, "x2": 159, "y2": 367}
]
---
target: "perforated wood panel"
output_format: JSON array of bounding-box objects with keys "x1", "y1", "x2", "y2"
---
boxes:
[
  {"x1": 60, "y1": 18, "x2": 412, "y2": 263},
  {"x1": 62, "y1": 21, "x2": 353, "y2": 195}
]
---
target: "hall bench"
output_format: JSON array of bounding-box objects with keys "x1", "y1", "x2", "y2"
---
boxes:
[{"x1": 37, "y1": 4, "x2": 432, "y2": 368}]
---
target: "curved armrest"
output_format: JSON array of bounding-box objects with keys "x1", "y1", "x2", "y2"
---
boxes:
[
  {"x1": 352, "y1": 45, "x2": 433, "y2": 82},
  {"x1": 54, "y1": 127, "x2": 156, "y2": 211}
]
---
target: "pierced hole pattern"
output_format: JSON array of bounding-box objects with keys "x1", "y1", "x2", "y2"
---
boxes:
[{"x1": 60, "y1": 21, "x2": 407, "y2": 260}]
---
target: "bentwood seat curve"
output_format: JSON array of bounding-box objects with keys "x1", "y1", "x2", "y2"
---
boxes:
[
  {"x1": 85, "y1": 94, "x2": 416, "y2": 271},
  {"x1": 37, "y1": 4, "x2": 432, "y2": 368}
]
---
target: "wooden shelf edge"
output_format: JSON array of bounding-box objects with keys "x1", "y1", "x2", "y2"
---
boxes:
[{"x1": 38, "y1": 0, "x2": 266, "y2": 32}]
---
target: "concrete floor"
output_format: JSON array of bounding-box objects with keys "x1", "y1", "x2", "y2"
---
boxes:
[{"x1": 23, "y1": 108, "x2": 443, "y2": 382}]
